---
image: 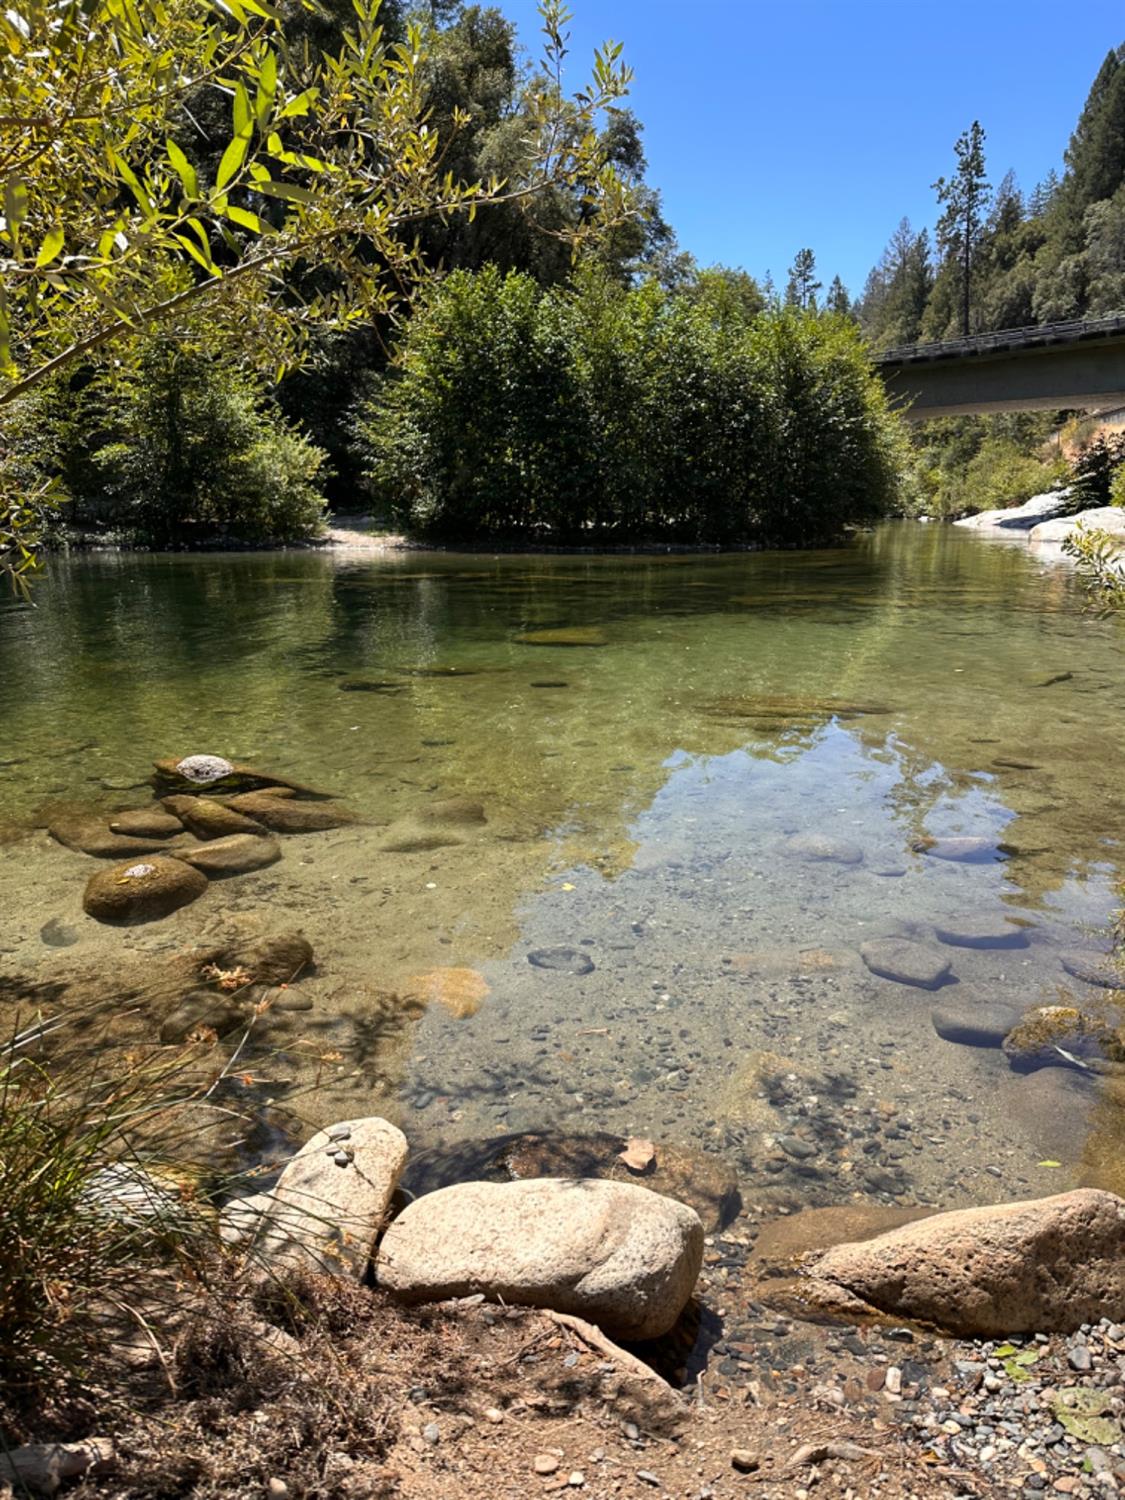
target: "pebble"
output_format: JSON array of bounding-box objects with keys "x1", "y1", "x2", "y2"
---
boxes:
[
  {"x1": 484, "y1": 1407, "x2": 503, "y2": 1424},
  {"x1": 1068, "y1": 1345, "x2": 1093, "y2": 1372},
  {"x1": 567, "y1": 1473, "x2": 585, "y2": 1487},
  {"x1": 730, "y1": 1450, "x2": 759, "y2": 1472},
  {"x1": 533, "y1": 1455, "x2": 560, "y2": 1475},
  {"x1": 635, "y1": 1472, "x2": 660, "y2": 1487},
  {"x1": 422, "y1": 1423, "x2": 440, "y2": 1446}
]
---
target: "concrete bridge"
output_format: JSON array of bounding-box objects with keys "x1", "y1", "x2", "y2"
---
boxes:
[{"x1": 875, "y1": 314, "x2": 1125, "y2": 419}]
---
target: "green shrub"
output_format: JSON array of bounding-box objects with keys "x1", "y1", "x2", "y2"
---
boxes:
[
  {"x1": 355, "y1": 267, "x2": 907, "y2": 545},
  {"x1": 61, "y1": 348, "x2": 329, "y2": 544},
  {"x1": 1066, "y1": 433, "x2": 1125, "y2": 513}
]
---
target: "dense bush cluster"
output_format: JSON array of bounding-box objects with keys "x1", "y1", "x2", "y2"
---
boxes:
[
  {"x1": 355, "y1": 268, "x2": 906, "y2": 545},
  {"x1": 51, "y1": 350, "x2": 329, "y2": 545}
]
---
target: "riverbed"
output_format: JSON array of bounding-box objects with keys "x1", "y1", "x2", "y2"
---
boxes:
[{"x1": 1, "y1": 521, "x2": 1122, "y2": 1214}]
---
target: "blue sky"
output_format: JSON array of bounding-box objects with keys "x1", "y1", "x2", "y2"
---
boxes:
[{"x1": 501, "y1": 0, "x2": 1125, "y2": 297}]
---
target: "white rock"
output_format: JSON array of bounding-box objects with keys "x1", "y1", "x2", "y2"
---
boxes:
[
  {"x1": 954, "y1": 490, "x2": 1070, "y2": 531},
  {"x1": 376, "y1": 1177, "x2": 704, "y2": 1340},
  {"x1": 247, "y1": 1117, "x2": 408, "y2": 1277},
  {"x1": 1029, "y1": 506, "x2": 1125, "y2": 543}
]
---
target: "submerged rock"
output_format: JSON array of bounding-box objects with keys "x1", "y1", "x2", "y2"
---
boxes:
[
  {"x1": 414, "y1": 797, "x2": 487, "y2": 827},
  {"x1": 1061, "y1": 951, "x2": 1125, "y2": 991},
  {"x1": 337, "y1": 678, "x2": 406, "y2": 693},
  {"x1": 160, "y1": 991, "x2": 248, "y2": 1044},
  {"x1": 162, "y1": 795, "x2": 264, "y2": 839},
  {"x1": 201, "y1": 931, "x2": 314, "y2": 986},
  {"x1": 931, "y1": 997, "x2": 1022, "y2": 1048},
  {"x1": 49, "y1": 814, "x2": 172, "y2": 860},
  {"x1": 933, "y1": 913, "x2": 1030, "y2": 950},
  {"x1": 913, "y1": 835, "x2": 1009, "y2": 863},
  {"x1": 1002, "y1": 1005, "x2": 1125, "y2": 1071},
  {"x1": 83, "y1": 856, "x2": 208, "y2": 923},
  {"x1": 107, "y1": 809, "x2": 184, "y2": 839},
  {"x1": 40, "y1": 917, "x2": 79, "y2": 947},
  {"x1": 528, "y1": 946, "x2": 595, "y2": 975},
  {"x1": 860, "y1": 938, "x2": 954, "y2": 991},
  {"x1": 170, "y1": 833, "x2": 281, "y2": 876},
  {"x1": 513, "y1": 627, "x2": 607, "y2": 647},
  {"x1": 378, "y1": 823, "x2": 466, "y2": 853},
  {"x1": 802, "y1": 1189, "x2": 1125, "y2": 1335},
  {"x1": 220, "y1": 792, "x2": 356, "y2": 832},
  {"x1": 783, "y1": 833, "x2": 864, "y2": 865},
  {"x1": 376, "y1": 1177, "x2": 704, "y2": 1340},
  {"x1": 154, "y1": 756, "x2": 333, "y2": 799}
]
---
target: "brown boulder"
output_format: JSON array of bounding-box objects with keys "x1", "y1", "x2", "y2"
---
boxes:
[
  {"x1": 220, "y1": 792, "x2": 355, "y2": 832},
  {"x1": 802, "y1": 1189, "x2": 1125, "y2": 1335},
  {"x1": 107, "y1": 809, "x2": 184, "y2": 838},
  {"x1": 83, "y1": 857, "x2": 208, "y2": 923},
  {"x1": 170, "y1": 834, "x2": 282, "y2": 876},
  {"x1": 162, "y1": 795, "x2": 264, "y2": 839},
  {"x1": 49, "y1": 814, "x2": 172, "y2": 860}
]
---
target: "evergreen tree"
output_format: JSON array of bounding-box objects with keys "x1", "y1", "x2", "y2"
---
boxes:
[
  {"x1": 825, "y1": 275, "x2": 852, "y2": 316},
  {"x1": 933, "y1": 120, "x2": 991, "y2": 336},
  {"x1": 785, "y1": 248, "x2": 821, "y2": 309}
]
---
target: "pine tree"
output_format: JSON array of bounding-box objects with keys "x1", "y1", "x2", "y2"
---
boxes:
[
  {"x1": 933, "y1": 121, "x2": 991, "y2": 336},
  {"x1": 785, "y1": 248, "x2": 821, "y2": 309},
  {"x1": 825, "y1": 275, "x2": 851, "y2": 316}
]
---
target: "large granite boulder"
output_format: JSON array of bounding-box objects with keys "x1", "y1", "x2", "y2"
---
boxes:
[
  {"x1": 801, "y1": 1189, "x2": 1125, "y2": 1335},
  {"x1": 953, "y1": 491, "x2": 1069, "y2": 531},
  {"x1": 1029, "y1": 506, "x2": 1125, "y2": 544},
  {"x1": 83, "y1": 857, "x2": 208, "y2": 923},
  {"x1": 376, "y1": 1177, "x2": 704, "y2": 1340},
  {"x1": 245, "y1": 1117, "x2": 409, "y2": 1277}
]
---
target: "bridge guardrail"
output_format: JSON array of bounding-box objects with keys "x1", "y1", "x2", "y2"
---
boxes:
[{"x1": 876, "y1": 313, "x2": 1125, "y2": 365}]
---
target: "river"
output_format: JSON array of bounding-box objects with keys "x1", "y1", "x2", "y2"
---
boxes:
[{"x1": 1, "y1": 521, "x2": 1122, "y2": 1216}]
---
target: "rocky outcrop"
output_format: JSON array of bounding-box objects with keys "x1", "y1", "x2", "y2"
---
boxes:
[
  {"x1": 860, "y1": 938, "x2": 954, "y2": 991},
  {"x1": 1029, "y1": 506, "x2": 1125, "y2": 544},
  {"x1": 244, "y1": 1117, "x2": 408, "y2": 1277},
  {"x1": 801, "y1": 1189, "x2": 1125, "y2": 1335},
  {"x1": 953, "y1": 491, "x2": 1069, "y2": 531},
  {"x1": 83, "y1": 857, "x2": 208, "y2": 923},
  {"x1": 376, "y1": 1178, "x2": 704, "y2": 1340}
]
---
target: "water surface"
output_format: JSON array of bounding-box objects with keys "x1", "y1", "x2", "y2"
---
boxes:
[{"x1": 1, "y1": 523, "x2": 1122, "y2": 1213}]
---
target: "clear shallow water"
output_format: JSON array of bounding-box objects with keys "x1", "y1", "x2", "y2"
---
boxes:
[{"x1": 1, "y1": 523, "x2": 1123, "y2": 1215}]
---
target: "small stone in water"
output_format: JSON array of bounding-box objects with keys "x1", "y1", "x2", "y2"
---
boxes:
[{"x1": 528, "y1": 947, "x2": 595, "y2": 975}]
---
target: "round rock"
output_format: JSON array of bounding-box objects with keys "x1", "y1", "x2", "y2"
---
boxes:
[
  {"x1": 934, "y1": 914, "x2": 1030, "y2": 950},
  {"x1": 528, "y1": 947, "x2": 595, "y2": 975},
  {"x1": 175, "y1": 754, "x2": 235, "y2": 785},
  {"x1": 170, "y1": 833, "x2": 282, "y2": 876},
  {"x1": 861, "y1": 938, "x2": 954, "y2": 991},
  {"x1": 376, "y1": 1177, "x2": 704, "y2": 1340},
  {"x1": 931, "y1": 998, "x2": 1022, "y2": 1047},
  {"x1": 783, "y1": 833, "x2": 864, "y2": 865},
  {"x1": 83, "y1": 856, "x2": 208, "y2": 923},
  {"x1": 1060, "y1": 952, "x2": 1125, "y2": 991}
]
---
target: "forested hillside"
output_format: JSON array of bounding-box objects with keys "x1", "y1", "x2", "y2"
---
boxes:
[{"x1": 859, "y1": 45, "x2": 1125, "y2": 348}]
